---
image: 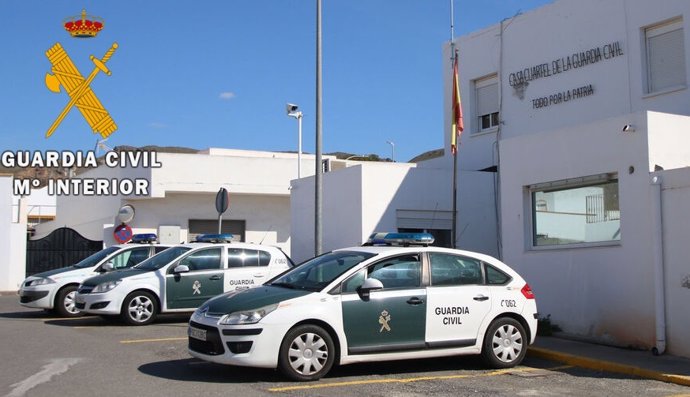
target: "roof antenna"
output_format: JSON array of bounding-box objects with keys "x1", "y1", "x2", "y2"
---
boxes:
[{"x1": 259, "y1": 226, "x2": 272, "y2": 244}]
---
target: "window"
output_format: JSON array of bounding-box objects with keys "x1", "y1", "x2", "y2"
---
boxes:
[
  {"x1": 188, "y1": 219, "x2": 246, "y2": 242},
  {"x1": 429, "y1": 253, "x2": 482, "y2": 286},
  {"x1": 341, "y1": 255, "x2": 422, "y2": 293},
  {"x1": 645, "y1": 18, "x2": 686, "y2": 93},
  {"x1": 109, "y1": 247, "x2": 150, "y2": 270},
  {"x1": 474, "y1": 74, "x2": 499, "y2": 133},
  {"x1": 227, "y1": 248, "x2": 272, "y2": 268},
  {"x1": 530, "y1": 175, "x2": 620, "y2": 247},
  {"x1": 178, "y1": 248, "x2": 222, "y2": 271},
  {"x1": 485, "y1": 265, "x2": 511, "y2": 285}
]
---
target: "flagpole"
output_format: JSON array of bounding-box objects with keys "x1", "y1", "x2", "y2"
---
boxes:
[{"x1": 450, "y1": 0, "x2": 458, "y2": 248}]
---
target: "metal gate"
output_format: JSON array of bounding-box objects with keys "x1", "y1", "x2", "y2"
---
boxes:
[{"x1": 26, "y1": 227, "x2": 103, "y2": 276}]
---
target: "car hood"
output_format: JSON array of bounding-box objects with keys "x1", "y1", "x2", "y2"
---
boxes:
[
  {"x1": 29, "y1": 266, "x2": 78, "y2": 279},
  {"x1": 81, "y1": 268, "x2": 152, "y2": 286},
  {"x1": 205, "y1": 285, "x2": 311, "y2": 316}
]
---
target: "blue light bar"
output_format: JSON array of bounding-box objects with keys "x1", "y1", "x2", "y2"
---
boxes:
[
  {"x1": 195, "y1": 233, "x2": 234, "y2": 243},
  {"x1": 130, "y1": 233, "x2": 158, "y2": 244},
  {"x1": 365, "y1": 232, "x2": 435, "y2": 246}
]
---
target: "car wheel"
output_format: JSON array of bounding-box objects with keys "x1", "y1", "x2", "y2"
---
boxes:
[
  {"x1": 481, "y1": 317, "x2": 527, "y2": 368},
  {"x1": 278, "y1": 324, "x2": 335, "y2": 381},
  {"x1": 55, "y1": 285, "x2": 82, "y2": 317},
  {"x1": 121, "y1": 291, "x2": 158, "y2": 326}
]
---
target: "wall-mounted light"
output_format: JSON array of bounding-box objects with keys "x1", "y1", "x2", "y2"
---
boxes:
[{"x1": 622, "y1": 124, "x2": 635, "y2": 133}]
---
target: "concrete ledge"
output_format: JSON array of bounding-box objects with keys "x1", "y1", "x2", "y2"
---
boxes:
[
  {"x1": 528, "y1": 347, "x2": 690, "y2": 387},
  {"x1": 0, "y1": 291, "x2": 18, "y2": 296}
]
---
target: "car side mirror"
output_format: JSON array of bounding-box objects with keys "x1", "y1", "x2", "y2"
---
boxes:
[
  {"x1": 101, "y1": 262, "x2": 114, "y2": 272},
  {"x1": 356, "y1": 278, "x2": 384, "y2": 301},
  {"x1": 173, "y1": 264, "x2": 190, "y2": 274}
]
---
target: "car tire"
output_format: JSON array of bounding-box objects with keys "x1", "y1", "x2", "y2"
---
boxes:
[
  {"x1": 481, "y1": 317, "x2": 527, "y2": 368},
  {"x1": 278, "y1": 324, "x2": 335, "y2": 381},
  {"x1": 55, "y1": 285, "x2": 82, "y2": 318},
  {"x1": 120, "y1": 291, "x2": 158, "y2": 326}
]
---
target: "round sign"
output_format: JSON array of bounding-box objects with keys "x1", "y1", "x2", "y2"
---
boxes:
[
  {"x1": 114, "y1": 224, "x2": 133, "y2": 244},
  {"x1": 118, "y1": 204, "x2": 136, "y2": 224},
  {"x1": 215, "y1": 187, "x2": 230, "y2": 214}
]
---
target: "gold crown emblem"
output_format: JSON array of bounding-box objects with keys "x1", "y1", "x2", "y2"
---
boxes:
[{"x1": 63, "y1": 9, "x2": 104, "y2": 38}]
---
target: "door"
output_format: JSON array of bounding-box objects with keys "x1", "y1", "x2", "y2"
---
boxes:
[
  {"x1": 224, "y1": 248, "x2": 272, "y2": 292},
  {"x1": 424, "y1": 252, "x2": 492, "y2": 346},
  {"x1": 341, "y1": 254, "x2": 426, "y2": 354},
  {"x1": 166, "y1": 247, "x2": 224, "y2": 309}
]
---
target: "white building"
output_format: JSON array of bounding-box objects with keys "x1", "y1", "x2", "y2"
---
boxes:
[
  {"x1": 446, "y1": 0, "x2": 690, "y2": 357},
  {"x1": 34, "y1": 148, "x2": 333, "y2": 252},
  {"x1": 293, "y1": 0, "x2": 690, "y2": 359}
]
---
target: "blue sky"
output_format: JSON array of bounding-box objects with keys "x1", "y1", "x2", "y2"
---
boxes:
[{"x1": 0, "y1": 0, "x2": 552, "y2": 162}]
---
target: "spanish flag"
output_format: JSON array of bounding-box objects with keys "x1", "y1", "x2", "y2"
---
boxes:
[{"x1": 450, "y1": 53, "x2": 464, "y2": 155}]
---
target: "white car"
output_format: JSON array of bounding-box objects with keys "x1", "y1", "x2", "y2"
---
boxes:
[
  {"x1": 188, "y1": 232, "x2": 538, "y2": 381},
  {"x1": 75, "y1": 234, "x2": 294, "y2": 325},
  {"x1": 19, "y1": 234, "x2": 169, "y2": 317}
]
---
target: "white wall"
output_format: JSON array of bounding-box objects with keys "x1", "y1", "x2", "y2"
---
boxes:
[
  {"x1": 34, "y1": 149, "x2": 301, "y2": 253},
  {"x1": 445, "y1": 0, "x2": 690, "y2": 171},
  {"x1": 500, "y1": 112, "x2": 660, "y2": 348},
  {"x1": 290, "y1": 161, "x2": 499, "y2": 263},
  {"x1": 656, "y1": 167, "x2": 690, "y2": 357},
  {"x1": 0, "y1": 176, "x2": 27, "y2": 291}
]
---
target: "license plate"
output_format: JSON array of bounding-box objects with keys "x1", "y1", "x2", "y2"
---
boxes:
[{"x1": 188, "y1": 326, "x2": 207, "y2": 341}]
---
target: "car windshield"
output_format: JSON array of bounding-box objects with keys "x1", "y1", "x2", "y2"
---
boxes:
[
  {"x1": 134, "y1": 246, "x2": 191, "y2": 271},
  {"x1": 73, "y1": 246, "x2": 120, "y2": 269},
  {"x1": 268, "y1": 250, "x2": 376, "y2": 292}
]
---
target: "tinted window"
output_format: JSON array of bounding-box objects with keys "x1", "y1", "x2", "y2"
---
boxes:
[
  {"x1": 227, "y1": 248, "x2": 272, "y2": 267},
  {"x1": 269, "y1": 251, "x2": 375, "y2": 292},
  {"x1": 180, "y1": 248, "x2": 222, "y2": 271},
  {"x1": 135, "y1": 246, "x2": 191, "y2": 271},
  {"x1": 486, "y1": 264, "x2": 511, "y2": 285},
  {"x1": 367, "y1": 254, "x2": 422, "y2": 289},
  {"x1": 430, "y1": 252, "x2": 482, "y2": 286},
  {"x1": 154, "y1": 246, "x2": 170, "y2": 254},
  {"x1": 110, "y1": 247, "x2": 150, "y2": 270},
  {"x1": 72, "y1": 246, "x2": 119, "y2": 269}
]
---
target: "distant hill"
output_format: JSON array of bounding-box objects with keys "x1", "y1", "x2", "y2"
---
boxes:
[{"x1": 409, "y1": 148, "x2": 444, "y2": 163}]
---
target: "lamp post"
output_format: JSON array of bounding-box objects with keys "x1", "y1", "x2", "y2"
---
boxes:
[
  {"x1": 286, "y1": 103, "x2": 303, "y2": 178},
  {"x1": 386, "y1": 140, "x2": 395, "y2": 162}
]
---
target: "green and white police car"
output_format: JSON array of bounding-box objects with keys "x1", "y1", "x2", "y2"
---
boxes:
[
  {"x1": 188, "y1": 232, "x2": 538, "y2": 381},
  {"x1": 19, "y1": 234, "x2": 169, "y2": 317},
  {"x1": 75, "y1": 234, "x2": 294, "y2": 325}
]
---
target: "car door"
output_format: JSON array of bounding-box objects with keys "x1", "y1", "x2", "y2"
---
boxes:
[
  {"x1": 341, "y1": 254, "x2": 426, "y2": 354},
  {"x1": 424, "y1": 252, "x2": 492, "y2": 347},
  {"x1": 165, "y1": 247, "x2": 224, "y2": 310},
  {"x1": 224, "y1": 248, "x2": 272, "y2": 292}
]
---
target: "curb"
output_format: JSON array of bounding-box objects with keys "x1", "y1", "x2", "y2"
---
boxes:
[
  {"x1": 528, "y1": 346, "x2": 690, "y2": 387},
  {"x1": 0, "y1": 291, "x2": 18, "y2": 296}
]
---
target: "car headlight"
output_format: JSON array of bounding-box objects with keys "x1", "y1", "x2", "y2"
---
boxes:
[
  {"x1": 92, "y1": 280, "x2": 122, "y2": 293},
  {"x1": 191, "y1": 304, "x2": 209, "y2": 322},
  {"x1": 25, "y1": 277, "x2": 55, "y2": 287},
  {"x1": 219, "y1": 303, "x2": 278, "y2": 325}
]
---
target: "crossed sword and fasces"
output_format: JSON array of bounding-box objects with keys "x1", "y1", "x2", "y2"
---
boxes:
[{"x1": 44, "y1": 42, "x2": 118, "y2": 138}]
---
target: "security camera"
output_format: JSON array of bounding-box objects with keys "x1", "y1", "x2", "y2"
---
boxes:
[
  {"x1": 622, "y1": 124, "x2": 635, "y2": 132},
  {"x1": 286, "y1": 103, "x2": 299, "y2": 114}
]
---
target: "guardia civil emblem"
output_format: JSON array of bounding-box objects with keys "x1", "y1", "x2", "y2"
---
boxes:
[
  {"x1": 378, "y1": 309, "x2": 391, "y2": 332},
  {"x1": 192, "y1": 280, "x2": 201, "y2": 295}
]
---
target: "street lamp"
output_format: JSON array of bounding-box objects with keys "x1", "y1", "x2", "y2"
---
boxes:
[
  {"x1": 386, "y1": 140, "x2": 395, "y2": 162},
  {"x1": 286, "y1": 103, "x2": 303, "y2": 178}
]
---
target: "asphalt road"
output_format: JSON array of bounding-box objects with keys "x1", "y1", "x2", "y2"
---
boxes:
[{"x1": 0, "y1": 295, "x2": 688, "y2": 397}]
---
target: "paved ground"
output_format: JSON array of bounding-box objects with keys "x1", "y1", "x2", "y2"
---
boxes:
[{"x1": 1, "y1": 295, "x2": 688, "y2": 397}]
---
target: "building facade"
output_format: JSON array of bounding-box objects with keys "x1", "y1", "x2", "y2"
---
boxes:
[
  {"x1": 34, "y1": 148, "x2": 329, "y2": 253},
  {"x1": 445, "y1": 0, "x2": 690, "y2": 356}
]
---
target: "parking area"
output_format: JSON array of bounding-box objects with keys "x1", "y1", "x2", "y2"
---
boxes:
[{"x1": 0, "y1": 295, "x2": 688, "y2": 397}]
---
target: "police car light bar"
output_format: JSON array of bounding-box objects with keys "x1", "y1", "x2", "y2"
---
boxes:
[
  {"x1": 130, "y1": 233, "x2": 158, "y2": 244},
  {"x1": 195, "y1": 233, "x2": 234, "y2": 243},
  {"x1": 364, "y1": 232, "x2": 435, "y2": 246}
]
